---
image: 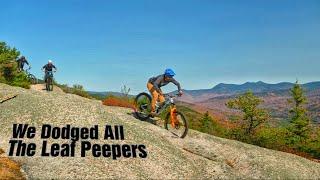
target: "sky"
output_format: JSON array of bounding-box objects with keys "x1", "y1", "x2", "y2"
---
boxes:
[{"x1": 1, "y1": 0, "x2": 320, "y2": 93}]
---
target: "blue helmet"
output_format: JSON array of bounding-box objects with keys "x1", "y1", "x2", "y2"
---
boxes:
[{"x1": 164, "y1": 68, "x2": 176, "y2": 77}]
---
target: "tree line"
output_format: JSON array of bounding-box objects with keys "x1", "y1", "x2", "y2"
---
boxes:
[
  {"x1": 198, "y1": 82, "x2": 320, "y2": 159},
  {"x1": 0, "y1": 42, "x2": 30, "y2": 88}
]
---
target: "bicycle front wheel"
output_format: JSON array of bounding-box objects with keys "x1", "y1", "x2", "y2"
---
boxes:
[
  {"x1": 164, "y1": 111, "x2": 188, "y2": 138},
  {"x1": 46, "y1": 77, "x2": 53, "y2": 91}
]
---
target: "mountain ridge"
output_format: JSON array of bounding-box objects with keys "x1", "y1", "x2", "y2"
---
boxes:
[
  {"x1": 174, "y1": 81, "x2": 320, "y2": 123},
  {"x1": 182, "y1": 81, "x2": 320, "y2": 96},
  {"x1": 87, "y1": 81, "x2": 320, "y2": 98}
]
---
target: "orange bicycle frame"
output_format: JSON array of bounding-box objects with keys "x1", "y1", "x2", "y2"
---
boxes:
[{"x1": 170, "y1": 105, "x2": 178, "y2": 128}]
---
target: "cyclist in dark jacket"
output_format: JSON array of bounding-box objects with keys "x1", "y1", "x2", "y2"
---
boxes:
[
  {"x1": 147, "y1": 68, "x2": 183, "y2": 115},
  {"x1": 16, "y1": 56, "x2": 30, "y2": 72},
  {"x1": 42, "y1": 60, "x2": 57, "y2": 82}
]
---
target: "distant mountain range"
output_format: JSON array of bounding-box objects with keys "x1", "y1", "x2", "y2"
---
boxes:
[
  {"x1": 87, "y1": 91, "x2": 134, "y2": 99},
  {"x1": 89, "y1": 81, "x2": 320, "y2": 99},
  {"x1": 175, "y1": 81, "x2": 320, "y2": 123},
  {"x1": 183, "y1": 81, "x2": 320, "y2": 96},
  {"x1": 175, "y1": 81, "x2": 320, "y2": 103},
  {"x1": 88, "y1": 81, "x2": 320, "y2": 123}
]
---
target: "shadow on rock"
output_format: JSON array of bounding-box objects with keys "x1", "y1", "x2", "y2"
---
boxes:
[{"x1": 127, "y1": 112, "x2": 158, "y2": 125}]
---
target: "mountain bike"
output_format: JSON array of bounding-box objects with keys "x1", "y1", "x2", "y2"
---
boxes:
[
  {"x1": 25, "y1": 67, "x2": 38, "y2": 84},
  {"x1": 45, "y1": 71, "x2": 55, "y2": 91},
  {"x1": 135, "y1": 93, "x2": 188, "y2": 138}
]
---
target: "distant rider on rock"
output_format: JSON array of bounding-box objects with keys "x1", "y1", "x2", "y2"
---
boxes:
[
  {"x1": 16, "y1": 56, "x2": 30, "y2": 72},
  {"x1": 42, "y1": 60, "x2": 57, "y2": 82}
]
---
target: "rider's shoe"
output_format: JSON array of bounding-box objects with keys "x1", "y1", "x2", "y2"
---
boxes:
[
  {"x1": 150, "y1": 111, "x2": 157, "y2": 118},
  {"x1": 159, "y1": 102, "x2": 165, "y2": 109}
]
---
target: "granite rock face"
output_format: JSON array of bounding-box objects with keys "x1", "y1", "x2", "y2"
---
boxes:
[{"x1": 0, "y1": 83, "x2": 320, "y2": 179}]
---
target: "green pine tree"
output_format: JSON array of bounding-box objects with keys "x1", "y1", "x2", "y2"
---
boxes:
[
  {"x1": 0, "y1": 41, "x2": 29, "y2": 88},
  {"x1": 200, "y1": 111, "x2": 214, "y2": 134},
  {"x1": 0, "y1": 42, "x2": 19, "y2": 82},
  {"x1": 227, "y1": 91, "x2": 269, "y2": 135},
  {"x1": 287, "y1": 81, "x2": 310, "y2": 145}
]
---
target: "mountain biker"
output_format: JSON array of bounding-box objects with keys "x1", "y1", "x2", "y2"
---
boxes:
[
  {"x1": 42, "y1": 60, "x2": 57, "y2": 82},
  {"x1": 147, "y1": 68, "x2": 183, "y2": 116},
  {"x1": 16, "y1": 56, "x2": 30, "y2": 72}
]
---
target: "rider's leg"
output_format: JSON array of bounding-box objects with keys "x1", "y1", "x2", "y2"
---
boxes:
[
  {"x1": 147, "y1": 83, "x2": 159, "y2": 113},
  {"x1": 158, "y1": 91, "x2": 165, "y2": 105},
  {"x1": 19, "y1": 64, "x2": 24, "y2": 72},
  {"x1": 44, "y1": 72, "x2": 48, "y2": 83}
]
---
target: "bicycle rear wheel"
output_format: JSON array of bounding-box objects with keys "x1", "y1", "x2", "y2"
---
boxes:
[
  {"x1": 164, "y1": 111, "x2": 188, "y2": 138},
  {"x1": 134, "y1": 92, "x2": 152, "y2": 120},
  {"x1": 28, "y1": 74, "x2": 37, "y2": 84}
]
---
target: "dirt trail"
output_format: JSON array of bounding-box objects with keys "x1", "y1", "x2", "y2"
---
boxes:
[
  {"x1": 30, "y1": 84, "x2": 64, "y2": 93},
  {"x1": 0, "y1": 83, "x2": 320, "y2": 179}
]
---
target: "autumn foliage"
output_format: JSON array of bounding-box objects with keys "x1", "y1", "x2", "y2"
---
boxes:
[
  {"x1": 102, "y1": 96, "x2": 135, "y2": 109},
  {"x1": 0, "y1": 149, "x2": 25, "y2": 179}
]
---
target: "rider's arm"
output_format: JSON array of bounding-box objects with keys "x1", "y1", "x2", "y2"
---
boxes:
[
  {"x1": 170, "y1": 78, "x2": 181, "y2": 92},
  {"x1": 25, "y1": 59, "x2": 29, "y2": 66}
]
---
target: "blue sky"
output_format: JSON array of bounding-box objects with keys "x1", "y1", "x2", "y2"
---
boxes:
[{"x1": 1, "y1": 0, "x2": 320, "y2": 93}]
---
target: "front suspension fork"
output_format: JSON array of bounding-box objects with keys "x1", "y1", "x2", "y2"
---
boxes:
[{"x1": 170, "y1": 105, "x2": 178, "y2": 128}]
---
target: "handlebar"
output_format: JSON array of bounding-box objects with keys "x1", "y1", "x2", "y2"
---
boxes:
[{"x1": 42, "y1": 69, "x2": 57, "y2": 73}]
